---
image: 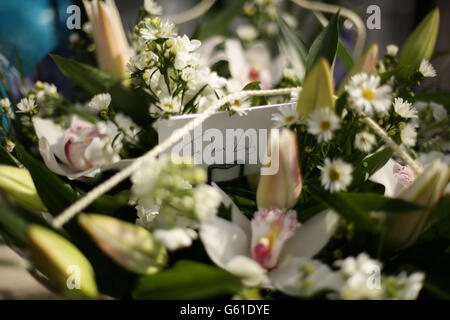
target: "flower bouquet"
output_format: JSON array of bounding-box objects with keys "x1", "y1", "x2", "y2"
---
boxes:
[{"x1": 0, "y1": 0, "x2": 449, "y2": 301}]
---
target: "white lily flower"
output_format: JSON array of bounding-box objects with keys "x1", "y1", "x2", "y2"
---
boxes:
[
  {"x1": 224, "y1": 39, "x2": 285, "y2": 90},
  {"x1": 200, "y1": 185, "x2": 339, "y2": 289},
  {"x1": 32, "y1": 116, "x2": 127, "y2": 179}
]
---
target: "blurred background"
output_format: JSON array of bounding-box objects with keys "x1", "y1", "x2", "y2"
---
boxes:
[{"x1": 0, "y1": 0, "x2": 449, "y2": 299}]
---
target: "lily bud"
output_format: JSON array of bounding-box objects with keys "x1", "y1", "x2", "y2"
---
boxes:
[
  {"x1": 78, "y1": 214, "x2": 168, "y2": 275},
  {"x1": 257, "y1": 129, "x2": 302, "y2": 210},
  {"x1": 297, "y1": 58, "x2": 335, "y2": 119},
  {"x1": 385, "y1": 158, "x2": 449, "y2": 250},
  {"x1": 83, "y1": 0, "x2": 134, "y2": 79},
  {"x1": 338, "y1": 43, "x2": 379, "y2": 94},
  {"x1": 398, "y1": 8, "x2": 440, "y2": 80},
  {"x1": 0, "y1": 165, "x2": 46, "y2": 212},
  {"x1": 28, "y1": 225, "x2": 98, "y2": 299}
]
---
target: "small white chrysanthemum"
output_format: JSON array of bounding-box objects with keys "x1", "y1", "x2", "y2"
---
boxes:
[
  {"x1": 158, "y1": 95, "x2": 182, "y2": 114},
  {"x1": 272, "y1": 104, "x2": 300, "y2": 128},
  {"x1": 346, "y1": 73, "x2": 392, "y2": 115},
  {"x1": 230, "y1": 98, "x2": 251, "y2": 116},
  {"x1": 144, "y1": 0, "x2": 163, "y2": 15},
  {"x1": 354, "y1": 131, "x2": 376, "y2": 153},
  {"x1": 16, "y1": 97, "x2": 36, "y2": 113},
  {"x1": 386, "y1": 44, "x2": 399, "y2": 56},
  {"x1": 88, "y1": 93, "x2": 111, "y2": 111},
  {"x1": 236, "y1": 24, "x2": 259, "y2": 41},
  {"x1": 153, "y1": 227, "x2": 198, "y2": 251},
  {"x1": 140, "y1": 19, "x2": 175, "y2": 41},
  {"x1": 321, "y1": 158, "x2": 353, "y2": 193},
  {"x1": 400, "y1": 123, "x2": 417, "y2": 147},
  {"x1": 394, "y1": 97, "x2": 417, "y2": 119},
  {"x1": 419, "y1": 59, "x2": 437, "y2": 78},
  {"x1": 193, "y1": 184, "x2": 221, "y2": 222},
  {"x1": 135, "y1": 205, "x2": 160, "y2": 229},
  {"x1": 307, "y1": 108, "x2": 340, "y2": 143}
]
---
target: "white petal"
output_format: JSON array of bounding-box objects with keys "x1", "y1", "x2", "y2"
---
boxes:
[
  {"x1": 32, "y1": 117, "x2": 66, "y2": 161},
  {"x1": 38, "y1": 137, "x2": 75, "y2": 177},
  {"x1": 199, "y1": 217, "x2": 250, "y2": 270},
  {"x1": 225, "y1": 39, "x2": 249, "y2": 81},
  {"x1": 282, "y1": 210, "x2": 339, "y2": 258},
  {"x1": 226, "y1": 255, "x2": 269, "y2": 287},
  {"x1": 369, "y1": 158, "x2": 404, "y2": 197}
]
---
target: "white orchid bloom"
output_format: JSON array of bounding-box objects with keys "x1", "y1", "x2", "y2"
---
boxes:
[
  {"x1": 200, "y1": 185, "x2": 339, "y2": 289},
  {"x1": 33, "y1": 116, "x2": 128, "y2": 179},
  {"x1": 370, "y1": 158, "x2": 417, "y2": 197},
  {"x1": 225, "y1": 39, "x2": 285, "y2": 90}
]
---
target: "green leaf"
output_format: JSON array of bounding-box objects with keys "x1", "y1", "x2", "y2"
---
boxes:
[
  {"x1": 0, "y1": 144, "x2": 18, "y2": 166},
  {"x1": 337, "y1": 42, "x2": 354, "y2": 71},
  {"x1": 276, "y1": 14, "x2": 308, "y2": 81},
  {"x1": 15, "y1": 144, "x2": 121, "y2": 216},
  {"x1": 0, "y1": 199, "x2": 46, "y2": 247},
  {"x1": 133, "y1": 260, "x2": 241, "y2": 299},
  {"x1": 195, "y1": 0, "x2": 247, "y2": 40},
  {"x1": 351, "y1": 147, "x2": 393, "y2": 189},
  {"x1": 50, "y1": 55, "x2": 152, "y2": 127},
  {"x1": 305, "y1": 11, "x2": 340, "y2": 76}
]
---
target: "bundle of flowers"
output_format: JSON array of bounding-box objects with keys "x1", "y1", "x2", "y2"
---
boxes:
[{"x1": 0, "y1": 0, "x2": 448, "y2": 301}]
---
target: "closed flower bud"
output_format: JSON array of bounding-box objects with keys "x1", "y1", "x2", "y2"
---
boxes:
[
  {"x1": 385, "y1": 158, "x2": 449, "y2": 249},
  {"x1": 297, "y1": 58, "x2": 335, "y2": 119},
  {"x1": 78, "y1": 214, "x2": 168, "y2": 275},
  {"x1": 28, "y1": 225, "x2": 98, "y2": 299},
  {"x1": 257, "y1": 129, "x2": 302, "y2": 210},
  {"x1": 83, "y1": 0, "x2": 134, "y2": 79},
  {"x1": 0, "y1": 165, "x2": 46, "y2": 212},
  {"x1": 398, "y1": 9, "x2": 440, "y2": 80}
]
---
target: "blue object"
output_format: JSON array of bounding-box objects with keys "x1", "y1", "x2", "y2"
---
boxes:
[
  {"x1": 0, "y1": 0, "x2": 73, "y2": 76},
  {"x1": 0, "y1": 0, "x2": 73, "y2": 131}
]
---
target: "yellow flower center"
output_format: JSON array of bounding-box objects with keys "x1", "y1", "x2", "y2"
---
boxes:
[
  {"x1": 362, "y1": 89, "x2": 376, "y2": 100},
  {"x1": 320, "y1": 120, "x2": 331, "y2": 131},
  {"x1": 285, "y1": 115, "x2": 295, "y2": 123},
  {"x1": 233, "y1": 100, "x2": 241, "y2": 107},
  {"x1": 329, "y1": 168, "x2": 341, "y2": 181},
  {"x1": 259, "y1": 224, "x2": 280, "y2": 251}
]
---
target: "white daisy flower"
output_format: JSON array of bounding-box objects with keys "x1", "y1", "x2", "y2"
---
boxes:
[
  {"x1": 236, "y1": 24, "x2": 259, "y2": 42},
  {"x1": 321, "y1": 158, "x2": 353, "y2": 193},
  {"x1": 354, "y1": 131, "x2": 376, "y2": 153},
  {"x1": 158, "y1": 95, "x2": 182, "y2": 114},
  {"x1": 88, "y1": 93, "x2": 111, "y2": 112},
  {"x1": 400, "y1": 123, "x2": 417, "y2": 147},
  {"x1": 393, "y1": 98, "x2": 418, "y2": 119},
  {"x1": 144, "y1": 0, "x2": 163, "y2": 15},
  {"x1": 307, "y1": 108, "x2": 340, "y2": 143},
  {"x1": 16, "y1": 97, "x2": 36, "y2": 113},
  {"x1": 346, "y1": 73, "x2": 392, "y2": 115},
  {"x1": 386, "y1": 44, "x2": 399, "y2": 56},
  {"x1": 419, "y1": 59, "x2": 437, "y2": 78},
  {"x1": 229, "y1": 98, "x2": 251, "y2": 116},
  {"x1": 272, "y1": 104, "x2": 300, "y2": 128}
]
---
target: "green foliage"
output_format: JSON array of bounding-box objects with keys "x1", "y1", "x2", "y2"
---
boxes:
[{"x1": 133, "y1": 260, "x2": 241, "y2": 299}]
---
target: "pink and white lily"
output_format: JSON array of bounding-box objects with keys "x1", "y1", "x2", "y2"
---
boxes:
[
  {"x1": 200, "y1": 186, "x2": 339, "y2": 288},
  {"x1": 225, "y1": 39, "x2": 285, "y2": 90},
  {"x1": 33, "y1": 116, "x2": 126, "y2": 179}
]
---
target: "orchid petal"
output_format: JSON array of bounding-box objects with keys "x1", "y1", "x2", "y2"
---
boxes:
[
  {"x1": 282, "y1": 210, "x2": 339, "y2": 259},
  {"x1": 199, "y1": 217, "x2": 250, "y2": 270},
  {"x1": 369, "y1": 158, "x2": 404, "y2": 197},
  {"x1": 225, "y1": 39, "x2": 249, "y2": 81},
  {"x1": 226, "y1": 255, "x2": 269, "y2": 287}
]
